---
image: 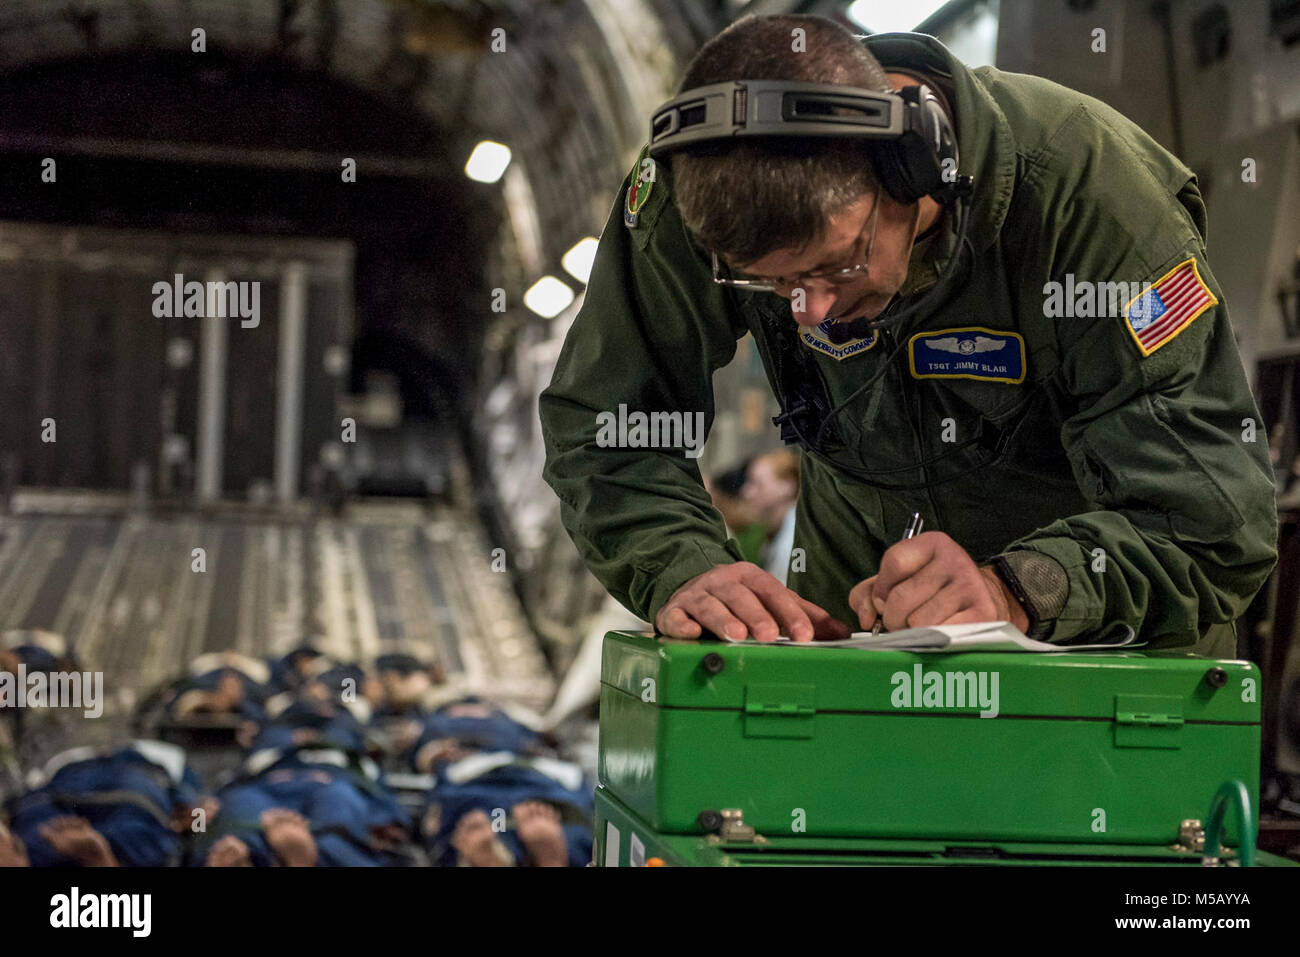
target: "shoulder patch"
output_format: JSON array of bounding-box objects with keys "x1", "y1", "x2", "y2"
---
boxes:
[
  {"x1": 624, "y1": 144, "x2": 657, "y2": 229},
  {"x1": 799, "y1": 318, "x2": 878, "y2": 360},
  {"x1": 908, "y1": 327, "x2": 1025, "y2": 383},
  {"x1": 1123, "y1": 258, "x2": 1217, "y2": 357}
]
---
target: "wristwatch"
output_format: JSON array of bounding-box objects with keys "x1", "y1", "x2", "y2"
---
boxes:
[{"x1": 992, "y1": 551, "x2": 1069, "y2": 641}]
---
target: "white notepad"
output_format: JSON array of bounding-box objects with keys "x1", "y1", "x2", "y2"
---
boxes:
[{"x1": 719, "y1": 620, "x2": 1139, "y2": 652}]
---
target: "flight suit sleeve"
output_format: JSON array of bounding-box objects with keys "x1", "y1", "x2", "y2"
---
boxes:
[
  {"x1": 1000, "y1": 209, "x2": 1277, "y2": 650},
  {"x1": 539, "y1": 152, "x2": 749, "y2": 622}
]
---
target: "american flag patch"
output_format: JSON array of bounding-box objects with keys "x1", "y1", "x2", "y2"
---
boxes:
[{"x1": 1123, "y1": 258, "x2": 1217, "y2": 357}]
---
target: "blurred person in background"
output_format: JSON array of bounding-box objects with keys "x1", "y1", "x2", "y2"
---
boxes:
[
  {"x1": 703, "y1": 460, "x2": 765, "y2": 564},
  {"x1": 742, "y1": 450, "x2": 801, "y2": 586},
  {"x1": 4, "y1": 740, "x2": 204, "y2": 867},
  {"x1": 409, "y1": 698, "x2": 592, "y2": 866}
]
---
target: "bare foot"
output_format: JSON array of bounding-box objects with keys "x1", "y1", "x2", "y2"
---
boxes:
[
  {"x1": 206, "y1": 835, "x2": 253, "y2": 867},
  {"x1": 170, "y1": 797, "x2": 220, "y2": 834},
  {"x1": 38, "y1": 816, "x2": 118, "y2": 867},
  {"x1": 514, "y1": 801, "x2": 568, "y2": 867},
  {"x1": 291, "y1": 727, "x2": 321, "y2": 747},
  {"x1": 369, "y1": 823, "x2": 406, "y2": 851},
  {"x1": 0, "y1": 821, "x2": 28, "y2": 867},
  {"x1": 261, "y1": 808, "x2": 317, "y2": 867},
  {"x1": 393, "y1": 719, "x2": 423, "y2": 755},
  {"x1": 414, "y1": 737, "x2": 470, "y2": 773},
  {"x1": 211, "y1": 671, "x2": 245, "y2": 711},
  {"x1": 451, "y1": 809, "x2": 512, "y2": 866}
]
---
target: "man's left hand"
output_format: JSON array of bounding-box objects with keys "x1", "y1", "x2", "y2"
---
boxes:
[{"x1": 848, "y1": 531, "x2": 1029, "y2": 633}]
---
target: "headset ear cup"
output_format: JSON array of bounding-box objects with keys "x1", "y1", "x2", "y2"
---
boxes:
[
  {"x1": 873, "y1": 85, "x2": 959, "y2": 206},
  {"x1": 924, "y1": 85, "x2": 961, "y2": 203},
  {"x1": 872, "y1": 143, "x2": 920, "y2": 205}
]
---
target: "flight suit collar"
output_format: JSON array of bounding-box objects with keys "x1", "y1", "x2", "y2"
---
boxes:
[{"x1": 863, "y1": 33, "x2": 1017, "y2": 262}]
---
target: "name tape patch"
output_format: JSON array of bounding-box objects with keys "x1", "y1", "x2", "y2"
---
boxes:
[
  {"x1": 908, "y1": 327, "x2": 1026, "y2": 383},
  {"x1": 1124, "y1": 258, "x2": 1217, "y2": 357}
]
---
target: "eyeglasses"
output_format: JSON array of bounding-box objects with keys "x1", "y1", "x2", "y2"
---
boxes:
[{"x1": 712, "y1": 183, "x2": 882, "y2": 293}]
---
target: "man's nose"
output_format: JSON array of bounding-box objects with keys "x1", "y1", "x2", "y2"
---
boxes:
[{"x1": 786, "y1": 283, "x2": 839, "y2": 325}]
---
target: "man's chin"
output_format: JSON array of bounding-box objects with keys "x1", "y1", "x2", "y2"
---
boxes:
[
  {"x1": 791, "y1": 295, "x2": 888, "y2": 328},
  {"x1": 830, "y1": 299, "x2": 888, "y2": 325}
]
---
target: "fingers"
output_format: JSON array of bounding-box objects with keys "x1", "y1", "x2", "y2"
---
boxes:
[
  {"x1": 692, "y1": 594, "x2": 751, "y2": 640},
  {"x1": 849, "y1": 576, "x2": 878, "y2": 631},
  {"x1": 798, "y1": 597, "x2": 852, "y2": 640},
  {"x1": 874, "y1": 561, "x2": 951, "y2": 631},
  {"x1": 656, "y1": 603, "x2": 703, "y2": 639},
  {"x1": 860, "y1": 533, "x2": 1003, "y2": 631},
  {"x1": 900, "y1": 584, "x2": 969, "y2": 629},
  {"x1": 872, "y1": 533, "x2": 940, "y2": 596},
  {"x1": 934, "y1": 607, "x2": 992, "y2": 627},
  {"x1": 658, "y1": 589, "x2": 753, "y2": 641},
  {"x1": 741, "y1": 569, "x2": 815, "y2": 641},
  {"x1": 714, "y1": 579, "x2": 784, "y2": 641},
  {"x1": 654, "y1": 563, "x2": 832, "y2": 642}
]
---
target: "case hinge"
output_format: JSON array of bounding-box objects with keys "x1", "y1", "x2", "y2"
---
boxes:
[
  {"x1": 743, "y1": 683, "x2": 815, "y2": 739},
  {"x1": 1115, "y1": 694, "x2": 1184, "y2": 749}
]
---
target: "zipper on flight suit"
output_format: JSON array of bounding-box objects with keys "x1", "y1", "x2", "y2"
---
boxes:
[{"x1": 876, "y1": 325, "x2": 940, "y2": 522}]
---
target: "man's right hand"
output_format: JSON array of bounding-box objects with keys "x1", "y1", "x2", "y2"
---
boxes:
[{"x1": 653, "y1": 562, "x2": 851, "y2": 642}]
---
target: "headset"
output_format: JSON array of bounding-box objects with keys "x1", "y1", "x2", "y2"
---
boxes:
[
  {"x1": 645, "y1": 79, "x2": 979, "y2": 466},
  {"x1": 647, "y1": 79, "x2": 966, "y2": 207}
]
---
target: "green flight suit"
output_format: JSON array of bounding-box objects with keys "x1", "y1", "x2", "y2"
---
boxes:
[{"x1": 539, "y1": 33, "x2": 1278, "y2": 656}]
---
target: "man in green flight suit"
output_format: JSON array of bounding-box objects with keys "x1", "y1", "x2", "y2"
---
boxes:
[{"x1": 539, "y1": 14, "x2": 1278, "y2": 656}]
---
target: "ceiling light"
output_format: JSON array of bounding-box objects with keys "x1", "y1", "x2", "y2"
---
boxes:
[
  {"x1": 465, "y1": 140, "x2": 512, "y2": 183},
  {"x1": 562, "y1": 237, "x2": 599, "y2": 283},
  {"x1": 845, "y1": 0, "x2": 951, "y2": 34},
  {"x1": 524, "y1": 276, "x2": 575, "y2": 318}
]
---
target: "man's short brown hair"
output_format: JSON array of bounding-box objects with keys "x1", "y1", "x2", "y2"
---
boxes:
[{"x1": 669, "y1": 14, "x2": 892, "y2": 267}]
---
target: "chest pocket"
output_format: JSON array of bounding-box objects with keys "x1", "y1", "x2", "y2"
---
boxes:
[
  {"x1": 915, "y1": 347, "x2": 1078, "y2": 490},
  {"x1": 920, "y1": 379, "x2": 1036, "y2": 466}
]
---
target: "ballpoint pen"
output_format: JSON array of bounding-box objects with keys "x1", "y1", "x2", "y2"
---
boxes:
[{"x1": 869, "y1": 511, "x2": 924, "y2": 638}]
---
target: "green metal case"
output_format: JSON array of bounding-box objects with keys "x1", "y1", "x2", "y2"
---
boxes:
[{"x1": 597, "y1": 631, "x2": 1262, "y2": 854}]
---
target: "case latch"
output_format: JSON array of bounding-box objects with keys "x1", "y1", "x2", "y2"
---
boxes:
[{"x1": 700, "y1": 808, "x2": 769, "y2": 846}]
